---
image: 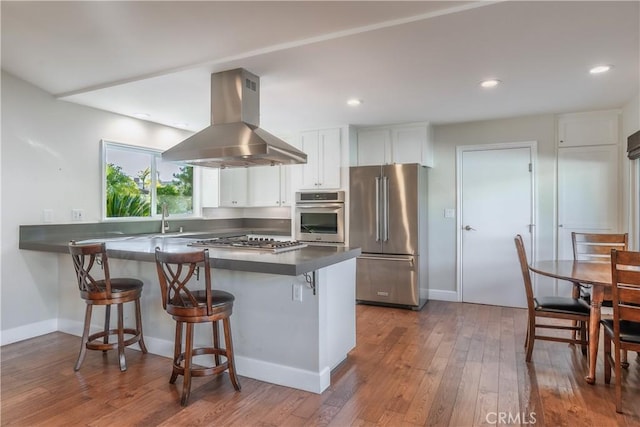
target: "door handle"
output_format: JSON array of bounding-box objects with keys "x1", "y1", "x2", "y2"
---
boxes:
[
  {"x1": 375, "y1": 176, "x2": 381, "y2": 242},
  {"x1": 464, "y1": 225, "x2": 476, "y2": 231}
]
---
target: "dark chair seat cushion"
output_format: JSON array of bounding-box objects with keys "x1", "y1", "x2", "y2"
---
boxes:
[
  {"x1": 168, "y1": 289, "x2": 234, "y2": 308},
  {"x1": 535, "y1": 296, "x2": 591, "y2": 315},
  {"x1": 100, "y1": 278, "x2": 144, "y2": 292},
  {"x1": 601, "y1": 319, "x2": 640, "y2": 344}
]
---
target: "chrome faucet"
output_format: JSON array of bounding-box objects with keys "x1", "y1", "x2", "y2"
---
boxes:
[{"x1": 161, "y1": 203, "x2": 170, "y2": 234}]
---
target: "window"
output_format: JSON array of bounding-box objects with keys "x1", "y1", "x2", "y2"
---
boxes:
[{"x1": 102, "y1": 141, "x2": 193, "y2": 219}]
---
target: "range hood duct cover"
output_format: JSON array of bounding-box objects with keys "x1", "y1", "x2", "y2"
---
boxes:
[{"x1": 162, "y1": 68, "x2": 307, "y2": 168}]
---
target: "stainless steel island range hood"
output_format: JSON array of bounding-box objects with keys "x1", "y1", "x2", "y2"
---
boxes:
[{"x1": 163, "y1": 68, "x2": 307, "y2": 168}]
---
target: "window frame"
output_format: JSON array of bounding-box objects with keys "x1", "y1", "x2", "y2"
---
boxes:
[{"x1": 101, "y1": 139, "x2": 197, "y2": 221}]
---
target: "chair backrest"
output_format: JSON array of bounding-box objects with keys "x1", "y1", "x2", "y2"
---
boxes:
[
  {"x1": 572, "y1": 232, "x2": 628, "y2": 261},
  {"x1": 68, "y1": 241, "x2": 112, "y2": 295},
  {"x1": 610, "y1": 249, "x2": 640, "y2": 329},
  {"x1": 154, "y1": 248, "x2": 213, "y2": 316},
  {"x1": 514, "y1": 235, "x2": 535, "y2": 312}
]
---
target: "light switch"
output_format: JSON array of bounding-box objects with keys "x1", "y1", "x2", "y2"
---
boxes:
[{"x1": 444, "y1": 208, "x2": 455, "y2": 218}]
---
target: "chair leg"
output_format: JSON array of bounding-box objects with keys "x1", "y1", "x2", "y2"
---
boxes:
[
  {"x1": 75, "y1": 304, "x2": 93, "y2": 371},
  {"x1": 525, "y1": 316, "x2": 535, "y2": 362},
  {"x1": 604, "y1": 333, "x2": 612, "y2": 384},
  {"x1": 621, "y1": 350, "x2": 629, "y2": 369},
  {"x1": 103, "y1": 305, "x2": 111, "y2": 352},
  {"x1": 580, "y1": 321, "x2": 588, "y2": 355},
  {"x1": 134, "y1": 299, "x2": 148, "y2": 353},
  {"x1": 614, "y1": 342, "x2": 622, "y2": 413},
  {"x1": 571, "y1": 282, "x2": 580, "y2": 341},
  {"x1": 212, "y1": 320, "x2": 221, "y2": 366},
  {"x1": 117, "y1": 303, "x2": 127, "y2": 372},
  {"x1": 181, "y1": 323, "x2": 194, "y2": 406},
  {"x1": 223, "y1": 317, "x2": 241, "y2": 391},
  {"x1": 170, "y1": 321, "x2": 182, "y2": 384}
]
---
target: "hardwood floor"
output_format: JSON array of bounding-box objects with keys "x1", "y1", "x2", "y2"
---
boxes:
[{"x1": 2, "y1": 301, "x2": 639, "y2": 426}]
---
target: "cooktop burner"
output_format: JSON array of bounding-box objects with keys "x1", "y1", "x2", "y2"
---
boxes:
[{"x1": 188, "y1": 236, "x2": 307, "y2": 253}]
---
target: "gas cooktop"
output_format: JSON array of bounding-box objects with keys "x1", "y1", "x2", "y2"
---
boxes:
[{"x1": 188, "y1": 236, "x2": 307, "y2": 253}]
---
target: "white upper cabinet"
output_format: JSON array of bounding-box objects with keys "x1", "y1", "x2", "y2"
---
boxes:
[
  {"x1": 247, "y1": 165, "x2": 282, "y2": 207},
  {"x1": 219, "y1": 168, "x2": 248, "y2": 207},
  {"x1": 356, "y1": 122, "x2": 433, "y2": 166},
  {"x1": 557, "y1": 110, "x2": 620, "y2": 147},
  {"x1": 201, "y1": 167, "x2": 220, "y2": 207},
  {"x1": 300, "y1": 128, "x2": 342, "y2": 189}
]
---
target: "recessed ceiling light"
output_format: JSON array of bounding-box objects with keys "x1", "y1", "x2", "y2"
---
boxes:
[
  {"x1": 480, "y1": 79, "x2": 501, "y2": 88},
  {"x1": 133, "y1": 113, "x2": 150, "y2": 119},
  {"x1": 590, "y1": 65, "x2": 612, "y2": 74},
  {"x1": 347, "y1": 98, "x2": 363, "y2": 106}
]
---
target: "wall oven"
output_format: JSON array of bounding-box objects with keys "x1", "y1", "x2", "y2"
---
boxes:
[{"x1": 295, "y1": 191, "x2": 345, "y2": 243}]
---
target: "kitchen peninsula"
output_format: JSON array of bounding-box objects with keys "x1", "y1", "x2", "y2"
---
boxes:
[{"x1": 19, "y1": 225, "x2": 360, "y2": 394}]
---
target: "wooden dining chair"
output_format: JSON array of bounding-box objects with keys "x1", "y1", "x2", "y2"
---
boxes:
[
  {"x1": 571, "y1": 232, "x2": 628, "y2": 362},
  {"x1": 602, "y1": 249, "x2": 640, "y2": 413},
  {"x1": 571, "y1": 232, "x2": 628, "y2": 302},
  {"x1": 69, "y1": 241, "x2": 147, "y2": 371},
  {"x1": 514, "y1": 235, "x2": 590, "y2": 362},
  {"x1": 154, "y1": 247, "x2": 241, "y2": 406}
]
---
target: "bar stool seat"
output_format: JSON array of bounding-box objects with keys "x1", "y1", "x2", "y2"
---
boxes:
[
  {"x1": 155, "y1": 247, "x2": 241, "y2": 406},
  {"x1": 69, "y1": 241, "x2": 147, "y2": 371}
]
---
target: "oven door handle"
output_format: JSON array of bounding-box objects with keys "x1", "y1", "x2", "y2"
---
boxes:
[{"x1": 296, "y1": 203, "x2": 344, "y2": 209}]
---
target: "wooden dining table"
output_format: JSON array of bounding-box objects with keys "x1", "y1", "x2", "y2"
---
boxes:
[{"x1": 529, "y1": 260, "x2": 611, "y2": 384}]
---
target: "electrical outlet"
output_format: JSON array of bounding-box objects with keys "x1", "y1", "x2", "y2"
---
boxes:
[
  {"x1": 292, "y1": 283, "x2": 303, "y2": 302},
  {"x1": 72, "y1": 209, "x2": 84, "y2": 221},
  {"x1": 43, "y1": 209, "x2": 53, "y2": 223}
]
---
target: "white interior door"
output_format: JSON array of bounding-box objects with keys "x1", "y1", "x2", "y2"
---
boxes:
[
  {"x1": 459, "y1": 144, "x2": 534, "y2": 308},
  {"x1": 557, "y1": 145, "x2": 619, "y2": 260}
]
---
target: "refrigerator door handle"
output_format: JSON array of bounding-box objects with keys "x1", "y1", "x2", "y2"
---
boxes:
[
  {"x1": 383, "y1": 175, "x2": 389, "y2": 241},
  {"x1": 358, "y1": 255, "x2": 414, "y2": 266},
  {"x1": 375, "y1": 176, "x2": 381, "y2": 242}
]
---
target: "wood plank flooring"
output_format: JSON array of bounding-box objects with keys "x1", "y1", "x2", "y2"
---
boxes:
[{"x1": 2, "y1": 301, "x2": 639, "y2": 426}]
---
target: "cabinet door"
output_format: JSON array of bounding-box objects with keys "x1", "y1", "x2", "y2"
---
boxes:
[
  {"x1": 558, "y1": 111, "x2": 619, "y2": 147},
  {"x1": 391, "y1": 126, "x2": 427, "y2": 165},
  {"x1": 219, "y1": 168, "x2": 248, "y2": 207},
  {"x1": 201, "y1": 167, "x2": 220, "y2": 207},
  {"x1": 318, "y1": 128, "x2": 341, "y2": 189},
  {"x1": 279, "y1": 165, "x2": 291, "y2": 206},
  {"x1": 357, "y1": 129, "x2": 390, "y2": 166},
  {"x1": 248, "y1": 165, "x2": 281, "y2": 207},
  {"x1": 557, "y1": 145, "x2": 620, "y2": 261},
  {"x1": 300, "y1": 131, "x2": 320, "y2": 189}
]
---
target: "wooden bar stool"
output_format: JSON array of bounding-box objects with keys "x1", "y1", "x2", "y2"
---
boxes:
[
  {"x1": 69, "y1": 241, "x2": 147, "y2": 371},
  {"x1": 154, "y1": 247, "x2": 241, "y2": 406}
]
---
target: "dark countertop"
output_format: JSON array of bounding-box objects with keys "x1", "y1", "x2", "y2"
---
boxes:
[{"x1": 20, "y1": 231, "x2": 361, "y2": 276}]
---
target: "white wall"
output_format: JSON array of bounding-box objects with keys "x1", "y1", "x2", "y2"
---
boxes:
[
  {"x1": 1, "y1": 72, "x2": 191, "y2": 341},
  {"x1": 429, "y1": 114, "x2": 557, "y2": 294}
]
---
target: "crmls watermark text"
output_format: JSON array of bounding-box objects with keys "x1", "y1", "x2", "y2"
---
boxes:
[{"x1": 485, "y1": 411, "x2": 537, "y2": 425}]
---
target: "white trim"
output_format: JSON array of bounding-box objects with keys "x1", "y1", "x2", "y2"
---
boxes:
[
  {"x1": 426, "y1": 289, "x2": 458, "y2": 302},
  {"x1": 0, "y1": 319, "x2": 58, "y2": 346},
  {"x1": 42, "y1": 319, "x2": 332, "y2": 394},
  {"x1": 455, "y1": 141, "x2": 537, "y2": 303}
]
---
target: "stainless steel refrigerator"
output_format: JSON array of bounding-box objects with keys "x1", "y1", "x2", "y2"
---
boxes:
[{"x1": 349, "y1": 163, "x2": 428, "y2": 309}]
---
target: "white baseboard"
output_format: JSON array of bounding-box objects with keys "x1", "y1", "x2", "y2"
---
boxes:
[
  {"x1": 9, "y1": 319, "x2": 331, "y2": 394},
  {"x1": 0, "y1": 319, "x2": 58, "y2": 346},
  {"x1": 426, "y1": 289, "x2": 459, "y2": 302}
]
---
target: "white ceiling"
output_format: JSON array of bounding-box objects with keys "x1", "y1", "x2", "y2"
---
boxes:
[{"x1": 2, "y1": 1, "x2": 638, "y2": 134}]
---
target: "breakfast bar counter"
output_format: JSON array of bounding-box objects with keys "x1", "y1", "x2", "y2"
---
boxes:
[{"x1": 20, "y1": 229, "x2": 360, "y2": 394}]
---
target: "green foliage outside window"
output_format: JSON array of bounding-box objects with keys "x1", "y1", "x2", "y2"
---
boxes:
[{"x1": 105, "y1": 162, "x2": 192, "y2": 218}]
